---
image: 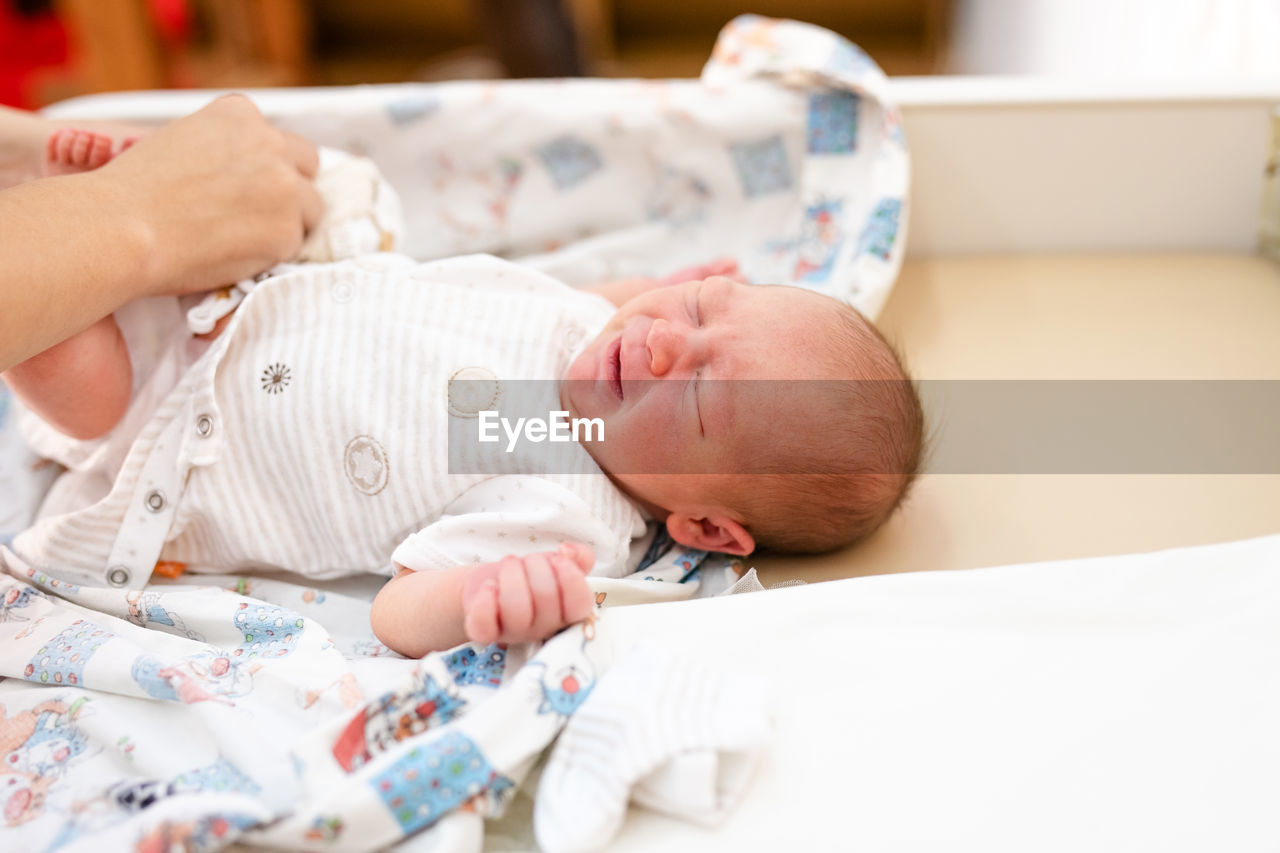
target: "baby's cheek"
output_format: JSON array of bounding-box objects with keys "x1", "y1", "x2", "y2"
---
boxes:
[
  {"x1": 607, "y1": 413, "x2": 663, "y2": 470},
  {"x1": 565, "y1": 348, "x2": 594, "y2": 383}
]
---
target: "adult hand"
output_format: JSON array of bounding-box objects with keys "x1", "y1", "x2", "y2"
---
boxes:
[{"x1": 93, "y1": 94, "x2": 323, "y2": 296}]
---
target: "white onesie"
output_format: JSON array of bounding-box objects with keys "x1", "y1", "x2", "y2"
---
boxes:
[{"x1": 10, "y1": 253, "x2": 646, "y2": 589}]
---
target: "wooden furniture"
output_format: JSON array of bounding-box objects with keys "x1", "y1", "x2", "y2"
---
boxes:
[
  {"x1": 51, "y1": 0, "x2": 948, "y2": 95},
  {"x1": 55, "y1": 0, "x2": 311, "y2": 93}
]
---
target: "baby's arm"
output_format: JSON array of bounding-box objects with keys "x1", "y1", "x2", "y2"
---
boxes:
[
  {"x1": 1, "y1": 314, "x2": 132, "y2": 440},
  {"x1": 371, "y1": 542, "x2": 595, "y2": 658}
]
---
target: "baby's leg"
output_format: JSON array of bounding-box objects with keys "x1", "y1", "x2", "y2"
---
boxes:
[
  {"x1": 2, "y1": 315, "x2": 132, "y2": 440},
  {"x1": 1, "y1": 120, "x2": 142, "y2": 439},
  {"x1": 0, "y1": 106, "x2": 143, "y2": 189},
  {"x1": 0, "y1": 106, "x2": 52, "y2": 189}
]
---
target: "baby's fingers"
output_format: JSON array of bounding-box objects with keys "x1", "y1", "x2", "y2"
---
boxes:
[
  {"x1": 464, "y1": 580, "x2": 500, "y2": 645},
  {"x1": 497, "y1": 558, "x2": 534, "y2": 637},
  {"x1": 553, "y1": 555, "x2": 595, "y2": 624},
  {"x1": 557, "y1": 542, "x2": 594, "y2": 574},
  {"x1": 705, "y1": 257, "x2": 739, "y2": 276},
  {"x1": 523, "y1": 553, "x2": 564, "y2": 640}
]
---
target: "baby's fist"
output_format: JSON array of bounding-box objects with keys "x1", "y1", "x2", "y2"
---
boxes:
[
  {"x1": 661, "y1": 257, "x2": 746, "y2": 285},
  {"x1": 461, "y1": 543, "x2": 595, "y2": 645}
]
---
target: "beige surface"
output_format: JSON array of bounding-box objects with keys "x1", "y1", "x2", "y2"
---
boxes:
[{"x1": 753, "y1": 253, "x2": 1280, "y2": 586}]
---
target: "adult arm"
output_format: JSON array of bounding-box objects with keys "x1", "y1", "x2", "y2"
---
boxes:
[{"x1": 0, "y1": 95, "x2": 321, "y2": 371}]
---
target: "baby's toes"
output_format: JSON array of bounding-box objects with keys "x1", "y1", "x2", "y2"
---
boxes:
[
  {"x1": 86, "y1": 133, "x2": 113, "y2": 169},
  {"x1": 47, "y1": 129, "x2": 73, "y2": 167},
  {"x1": 70, "y1": 131, "x2": 95, "y2": 166},
  {"x1": 44, "y1": 129, "x2": 117, "y2": 176}
]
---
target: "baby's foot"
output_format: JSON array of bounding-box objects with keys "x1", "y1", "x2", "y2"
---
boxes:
[{"x1": 43, "y1": 128, "x2": 135, "y2": 177}]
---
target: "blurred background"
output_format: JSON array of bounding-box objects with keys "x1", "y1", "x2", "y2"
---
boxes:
[{"x1": 3, "y1": 0, "x2": 1280, "y2": 109}]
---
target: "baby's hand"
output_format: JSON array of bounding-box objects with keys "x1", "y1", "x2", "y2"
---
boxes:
[
  {"x1": 460, "y1": 543, "x2": 595, "y2": 645},
  {"x1": 590, "y1": 259, "x2": 747, "y2": 308},
  {"x1": 661, "y1": 257, "x2": 747, "y2": 285}
]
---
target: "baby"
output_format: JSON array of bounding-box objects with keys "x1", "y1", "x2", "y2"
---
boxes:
[{"x1": 3, "y1": 127, "x2": 923, "y2": 659}]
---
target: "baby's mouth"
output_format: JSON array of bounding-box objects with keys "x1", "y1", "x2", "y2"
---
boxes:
[{"x1": 606, "y1": 336, "x2": 624, "y2": 401}]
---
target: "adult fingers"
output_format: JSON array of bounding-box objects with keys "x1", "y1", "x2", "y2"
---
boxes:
[
  {"x1": 204, "y1": 93, "x2": 263, "y2": 132},
  {"x1": 204, "y1": 94, "x2": 317, "y2": 181},
  {"x1": 282, "y1": 130, "x2": 319, "y2": 179},
  {"x1": 210, "y1": 92, "x2": 268, "y2": 126},
  {"x1": 297, "y1": 173, "x2": 324, "y2": 235}
]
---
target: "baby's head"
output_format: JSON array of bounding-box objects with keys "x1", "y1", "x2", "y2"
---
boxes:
[{"x1": 561, "y1": 276, "x2": 923, "y2": 555}]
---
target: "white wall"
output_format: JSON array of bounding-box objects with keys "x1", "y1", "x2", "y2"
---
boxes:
[{"x1": 892, "y1": 76, "x2": 1280, "y2": 255}]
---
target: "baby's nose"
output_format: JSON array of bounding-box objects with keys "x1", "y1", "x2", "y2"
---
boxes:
[
  {"x1": 646, "y1": 318, "x2": 698, "y2": 377},
  {"x1": 646, "y1": 319, "x2": 675, "y2": 376}
]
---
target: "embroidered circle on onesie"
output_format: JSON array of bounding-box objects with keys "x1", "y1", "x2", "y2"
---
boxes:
[
  {"x1": 561, "y1": 327, "x2": 586, "y2": 354},
  {"x1": 447, "y1": 366, "x2": 500, "y2": 418},
  {"x1": 343, "y1": 435, "x2": 389, "y2": 496},
  {"x1": 330, "y1": 278, "x2": 356, "y2": 304}
]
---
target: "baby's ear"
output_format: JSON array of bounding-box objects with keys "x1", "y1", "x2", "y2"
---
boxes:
[{"x1": 665, "y1": 514, "x2": 755, "y2": 556}]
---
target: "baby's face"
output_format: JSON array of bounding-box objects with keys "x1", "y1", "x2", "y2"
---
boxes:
[{"x1": 560, "y1": 277, "x2": 840, "y2": 512}]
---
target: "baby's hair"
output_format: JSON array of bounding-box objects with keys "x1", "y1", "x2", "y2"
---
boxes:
[{"x1": 738, "y1": 299, "x2": 924, "y2": 553}]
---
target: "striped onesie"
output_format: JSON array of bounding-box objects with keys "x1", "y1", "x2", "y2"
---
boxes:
[{"x1": 6, "y1": 253, "x2": 646, "y2": 590}]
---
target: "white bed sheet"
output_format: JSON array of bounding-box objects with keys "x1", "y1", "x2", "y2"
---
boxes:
[{"x1": 596, "y1": 533, "x2": 1280, "y2": 851}]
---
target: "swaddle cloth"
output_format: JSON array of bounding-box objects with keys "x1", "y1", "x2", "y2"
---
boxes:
[{"x1": 0, "y1": 559, "x2": 614, "y2": 853}]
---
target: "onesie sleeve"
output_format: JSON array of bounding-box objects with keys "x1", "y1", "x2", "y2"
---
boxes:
[{"x1": 391, "y1": 476, "x2": 639, "y2": 579}]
